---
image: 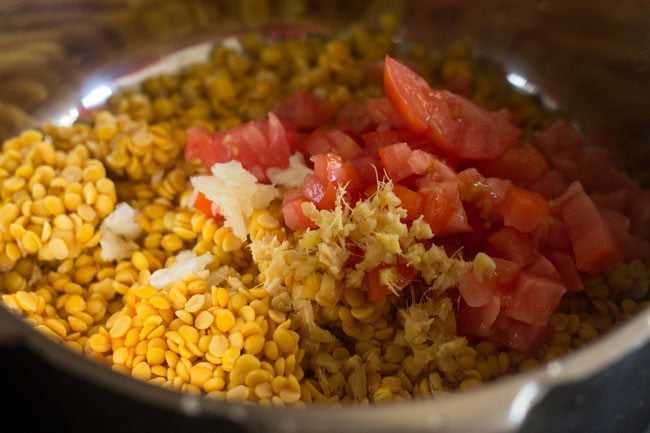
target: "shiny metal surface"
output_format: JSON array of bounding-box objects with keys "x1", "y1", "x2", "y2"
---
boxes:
[{"x1": 0, "y1": 1, "x2": 649, "y2": 432}]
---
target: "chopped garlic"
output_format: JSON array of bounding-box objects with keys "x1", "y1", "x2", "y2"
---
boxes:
[
  {"x1": 267, "y1": 153, "x2": 313, "y2": 188},
  {"x1": 99, "y1": 202, "x2": 142, "y2": 261},
  {"x1": 102, "y1": 202, "x2": 141, "y2": 238},
  {"x1": 191, "y1": 161, "x2": 279, "y2": 241},
  {"x1": 149, "y1": 251, "x2": 213, "y2": 289}
]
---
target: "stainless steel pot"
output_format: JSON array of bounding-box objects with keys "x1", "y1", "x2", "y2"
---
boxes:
[{"x1": 0, "y1": 1, "x2": 649, "y2": 432}]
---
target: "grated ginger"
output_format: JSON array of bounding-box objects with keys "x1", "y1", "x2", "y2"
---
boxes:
[
  {"x1": 191, "y1": 161, "x2": 279, "y2": 241},
  {"x1": 250, "y1": 180, "x2": 487, "y2": 356}
]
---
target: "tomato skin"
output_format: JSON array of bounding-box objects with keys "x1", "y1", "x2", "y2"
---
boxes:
[
  {"x1": 301, "y1": 174, "x2": 337, "y2": 210},
  {"x1": 301, "y1": 129, "x2": 364, "y2": 161},
  {"x1": 392, "y1": 184, "x2": 423, "y2": 222},
  {"x1": 186, "y1": 128, "x2": 229, "y2": 167},
  {"x1": 420, "y1": 181, "x2": 470, "y2": 236},
  {"x1": 458, "y1": 272, "x2": 497, "y2": 308},
  {"x1": 362, "y1": 130, "x2": 432, "y2": 155},
  {"x1": 488, "y1": 227, "x2": 538, "y2": 266},
  {"x1": 420, "y1": 187, "x2": 456, "y2": 234},
  {"x1": 325, "y1": 130, "x2": 365, "y2": 161},
  {"x1": 378, "y1": 142, "x2": 415, "y2": 182},
  {"x1": 282, "y1": 191, "x2": 317, "y2": 231},
  {"x1": 312, "y1": 154, "x2": 359, "y2": 191},
  {"x1": 383, "y1": 56, "x2": 433, "y2": 133},
  {"x1": 456, "y1": 296, "x2": 502, "y2": 336},
  {"x1": 272, "y1": 90, "x2": 334, "y2": 130},
  {"x1": 429, "y1": 91, "x2": 521, "y2": 160},
  {"x1": 555, "y1": 182, "x2": 623, "y2": 274},
  {"x1": 407, "y1": 149, "x2": 437, "y2": 175},
  {"x1": 547, "y1": 251, "x2": 584, "y2": 292},
  {"x1": 497, "y1": 186, "x2": 550, "y2": 233},
  {"x1": 367, "y1": 262, "x2": 418, "y2": 300},
  {"x1": 338, "y1": 98, "x2": 405, "y2": 138},
  {"x1": 504, "y1": 272, "x2": 567, "y2": 326},
  {"x1": 185, "y1": 114, "x2": 295, "y2": 181},
  {"x1": 191, "y1": 191, "x2": 223, "y2": 220},
  {"x1": 367, "y1": 267, "x2": 392, "y2": 300},
  {"x1": 300, "y1": 129, "x2": 332, "y2": 156},
  {"x1": 525, "y1": 254, "x2": 561, "y2": 281},
  {"x1": 458, "y1": 257, "x2": 521, "y2": 307},
  {"x1": 527, "y1": 169, "x2": 569, "y2": 200},
  {"x1": 534, "y1": 217, "x2": 572, "y2": 252},
  {"x1": 489, "y1": 314, "x2": 552, "y2": 355},
  {"x1": 349, "y1": 157, "x2": 380, "y2": 191},
  {"x1": 476, "y1": 145, "x2": 549, "y2": 183}
]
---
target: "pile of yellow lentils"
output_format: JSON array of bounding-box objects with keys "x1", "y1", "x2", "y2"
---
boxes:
[{"x1": 1, "y1": 18, "x2": 649, "y2": 406}]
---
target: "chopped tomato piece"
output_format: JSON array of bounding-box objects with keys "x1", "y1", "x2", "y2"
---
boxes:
[
  {"x1": 426, "y1": 90, "x2": 521, "y2": 160},
  {"x1": 337, "y1": 97, "x2": 404, "y2": 138},
  {"x1": 393, "y1": 184, "x2": 423, "y2": 222},
  {"x1": 488, "y1": 227, "x2": 538, "y2": 266},
  {"x1": 349, "y1": 157, "x2": 380, "y2": 191},
  {"x1": 489, "y1": 314, "x2": 552, "y2": 354},
  {"x1": 504, "y1": 272, "x2": 566, "y2": 326},
  {"x1": 600, "y1": 209, "x2": 631, "y2": 243},
  {"x1": 456, "y1": 296, "x2": 502, "y2": 337},
  {"x1": 312, "y1": 154, "x2": 359, "y2": 191},
  {"x1": 491, "y1": 258, "x2": 523, "y2": 289},
  {"x1": 397, "y1": 260, "x2": 419, "y2": 281},
  {"x1": 346, "y1": 242, "x2": 365, "y2": 267},
  {"x1": 325, "y1": 130, "x2": 365, "y2": 161},
  {"x1": 533, "y1": 120, "x2": 584, "y2": 171},
  {"x1": 476, "y1": 145, "x2": 549, "y2": 183},
  {"x1": 546, "y1": 251, "x2": 584, "y2": 292},
  {"x1": 378, "y1": 142, "x2": 414, "y2": 182},
  {"x1": 591, "y1": 190, "x2": 629, "y2": 212},
  {"x1": 362, "y1": 130, "x2": 431, "y2": 155},
  {"x1": 184, "y1": 114, "x2": 296, "y2": 181},
  {"x1": 458, "y1": 272, "x2": 498, "y2": 308},
  {"x1": 407, "y1": 149, "x2": 437, "y2": 175},
  {"x1": 525, "y1": 255, "x2": 561, "y2": 281},
  {"x1": 301, "y1": 174, "x2": 337, "y2": 210},
  {"x1": 282, "y1": 190, "x2": 317, "y2": 231},
  {"x1": 367, "y1": 267, "x2": 392, "y2": 300},
  {"x1": 528, "y1": 169, "x2": 570, "y2": 200},
  {"x1": 416, "y1": 159, "x2": 458, "y2": 185},
  {"x1": 420, "y1": 181, "x2": 470, "y2": 235},
  {"x1": 384, "y1": 56, "x2": 521, "y2": 160},
  {"x1": 300, "y1": 129, "x2": 332, "y2": 156},
  {"x1": 497, "y1": 186, "x2": 550, "y2": 233},
  {"x1": 458, "y1": 257, "x2": 520, "y2": 307},
  {"x1": 272, "y1": 90, "x2": 334, "y2": 130},
  {"x1": 625, "y1": 189, "x2": 650, "y2": 239},
  {"x1": 366, "y1": 263, "x2": 415, "y2": 300},
  {"x1": 364, "y1": 97, "x2": 405, "y2": 130},
  {"x1": 383, "y1": 56, "x2": 434, "y2": 133},
  {"x1": 191, "y1": 191, "x2": 220, "y2": 218},
  {"x1": 301, "y1": 129, "x2": 364, "y2": 161},
  {"x1": 555, "y1": 182, "x2": 623, "y2": 274},
  {"x1": 534, "y1": 217, "x2": 572, "y2": 252}
]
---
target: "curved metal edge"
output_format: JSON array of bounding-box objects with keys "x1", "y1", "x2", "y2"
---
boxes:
[
  {"x1": 240, "y1": 376, "x2": 547, "y2": 433},
  {"x1": 0, "y1": 304, "x2": 27, "y2": 345}
]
